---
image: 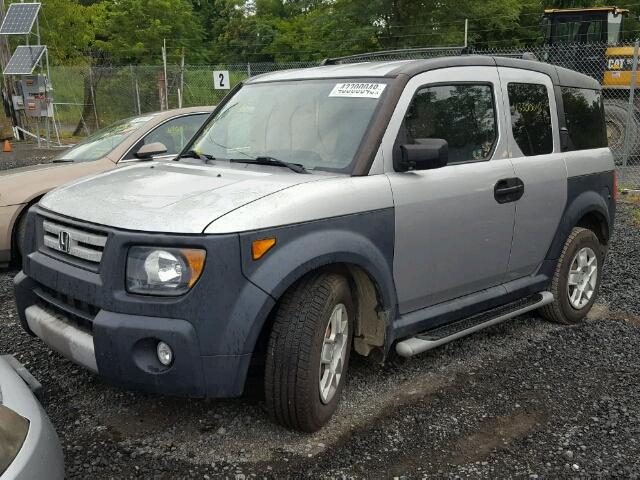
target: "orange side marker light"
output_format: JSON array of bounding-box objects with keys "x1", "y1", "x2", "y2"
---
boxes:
[{"x1": 252, "y1": 238, "x2": 276, "y2": 260}]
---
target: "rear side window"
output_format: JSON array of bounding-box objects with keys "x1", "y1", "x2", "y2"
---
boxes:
[
  {"x1": 507, "y1": 83, "x2": 553, "y2": 156},
  {"x1": 403, "y1": 84, "x2": 497, "y2": 164},
  {"x1": 561, "y1": 87, "x2": 607, "y2": 149}
]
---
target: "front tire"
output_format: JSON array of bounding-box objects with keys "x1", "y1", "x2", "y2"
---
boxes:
[
  {"x1": 540, "y1": 227, "x2": 603, "y2": 324},
  {"x1": 265, "y1": 272, "x2": 354, "y2": 432}
]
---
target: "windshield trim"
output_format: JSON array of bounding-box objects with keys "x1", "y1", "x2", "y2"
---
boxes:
[{"x1": 181, "y1": 77, "x2": 398, "y2": 176}]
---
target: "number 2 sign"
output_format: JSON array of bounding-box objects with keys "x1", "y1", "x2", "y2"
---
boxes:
[{"x1": 213, "y1": 70, "x2": 230, "y2": 90}]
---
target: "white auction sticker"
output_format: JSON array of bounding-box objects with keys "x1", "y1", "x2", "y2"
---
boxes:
[{"x1": 329, "y1": 83, "x2": 386, "y2": 98}]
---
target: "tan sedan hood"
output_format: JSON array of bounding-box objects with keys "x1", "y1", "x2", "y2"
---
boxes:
[{"x1": 0, "y1": 159, "x2": 113, "y2": 207}]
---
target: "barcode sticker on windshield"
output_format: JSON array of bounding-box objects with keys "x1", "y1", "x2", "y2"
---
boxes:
[{"x1": 329, "y1": 83, "x2": 386, "y2": 98}]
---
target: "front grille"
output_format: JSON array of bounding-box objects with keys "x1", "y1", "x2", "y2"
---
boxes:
[
  {"x1": 42, "y1": 220, "x2": 107, "y2": 264},
  {"x1": 33, "y1": 284, "x2": 99, "y2": 332}
]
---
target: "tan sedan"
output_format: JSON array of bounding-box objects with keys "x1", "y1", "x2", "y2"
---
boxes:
[{"x1": 0, "y1": 106, "x2": 213, "y2": 268}]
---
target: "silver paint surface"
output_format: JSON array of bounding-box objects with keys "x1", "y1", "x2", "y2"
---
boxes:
[
  {"x1": 380, "y1": 66, "x2": 516, "y2": 314},
  {"x1": 0, "y1": 355, "x2": 65, "y2": 480},
  {"x1": 205, "y1": 174, "x2": 394, "y2": 234},
  {"x1": 247, "y1": 61, "x2": 412, "y2": 83},
  {"x1": 497, "y1": 67, "x2": 567, "y2": 281},
  {"x1": 40, "y1": 162, "x2": 328, "y2": 233}
]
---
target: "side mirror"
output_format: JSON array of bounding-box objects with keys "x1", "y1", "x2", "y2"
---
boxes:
[
  {"x1": 397, "y1": 138, "x2": 448, "y2": 172},
  {"x1": 135, "y1": 142, "x2": 167, "y2": 159}
]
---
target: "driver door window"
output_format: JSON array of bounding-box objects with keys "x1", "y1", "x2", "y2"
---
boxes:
[{"x1": 400, "y1": 84, "x2": 498, "y2": 164}]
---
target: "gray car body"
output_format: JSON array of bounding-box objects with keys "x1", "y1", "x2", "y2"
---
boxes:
[
  {"x1": 0, "y1": 356, "x2": 64, "y2": 480},
  {"x1": 14, "y1": 56, "x2": 615, "y2": 397}
]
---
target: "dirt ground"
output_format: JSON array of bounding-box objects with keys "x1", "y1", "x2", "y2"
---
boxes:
[{"x1": 1, "y1": 150, "x2": 639, "y2": 478}]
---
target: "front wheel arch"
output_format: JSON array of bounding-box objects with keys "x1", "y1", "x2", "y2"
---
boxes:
[{"x1": 250, "y1": 261, "x2": 392, "y2": 376}]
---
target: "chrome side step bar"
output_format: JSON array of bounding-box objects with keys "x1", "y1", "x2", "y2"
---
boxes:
[{"x1": 395, "y1": 291, "x2": 554, "y2": 358}]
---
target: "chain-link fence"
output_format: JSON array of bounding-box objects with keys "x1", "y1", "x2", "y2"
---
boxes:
[{"x1": 45, "y1": 42, "x2": 640, "y2": 188}]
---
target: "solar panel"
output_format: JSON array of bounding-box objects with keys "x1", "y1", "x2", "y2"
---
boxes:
[
  {"x1": 3, "y1": 45, "x2": 45, "y2": 75},
  {"x1": 0, "y1": 3, "x2": 41, "y2": 35}
]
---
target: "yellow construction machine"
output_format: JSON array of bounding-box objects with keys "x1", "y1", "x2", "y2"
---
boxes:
[{"x1": 542, "y1": 6, "x2": 638, "y2": 158}]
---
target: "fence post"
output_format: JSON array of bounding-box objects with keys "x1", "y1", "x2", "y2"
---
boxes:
[
  {"x1": 247, "y1": 63, "x2": 251, "y2": 78},
  {"x1": 129, "y1": 65, "x2": 138, "y2": 115},
  {"x1": 621, "y1": 39, "x2": 639, "y2": 185}
]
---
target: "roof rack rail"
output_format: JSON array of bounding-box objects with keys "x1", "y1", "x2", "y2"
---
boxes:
[
  {"x1": 491, "y1": 52, "x2": 539, "y2": 61},
  {"x1": 320, "y1": 46, "x2": 467, "y2": 65},
  {"x1": 319, "y1": 47, "x2": 539, "y2": 65}
]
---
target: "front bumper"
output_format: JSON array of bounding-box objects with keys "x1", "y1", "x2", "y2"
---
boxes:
[
  {"x1": 0, "y1": 355, "x2": 64, "y2": 480},
  {"x1": 14, "y1": 207, "x2": 276, "y2": 398}
]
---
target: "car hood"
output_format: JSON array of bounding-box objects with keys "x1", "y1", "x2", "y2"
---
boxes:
[{"x1": 40, "y1": 161, "x2": 332, "y2": 233}]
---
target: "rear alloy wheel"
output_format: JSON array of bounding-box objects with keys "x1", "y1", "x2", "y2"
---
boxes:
[
  {"x1": 540, "y1": 227, "x2": 603, "y2": 324},
  {"x1": 566, "y1": 247, "x2": 598, "y2": 310},
  {"x1": 265, "y1": 272, "x2": 354, "y2": 432}
]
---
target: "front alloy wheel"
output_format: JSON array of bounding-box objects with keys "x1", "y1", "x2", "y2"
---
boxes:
[{"x1": 319, "y1": 303, "x2": 349, "y2": 404}]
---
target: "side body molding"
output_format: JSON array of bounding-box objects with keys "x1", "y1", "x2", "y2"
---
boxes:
[{"x1": 238, "y1": 209, "x2": 398, "y2": 352}]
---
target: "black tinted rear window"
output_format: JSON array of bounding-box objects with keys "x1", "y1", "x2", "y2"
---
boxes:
[{"x1": 561, "y1": 87, "x2": 607, "y2": 150}]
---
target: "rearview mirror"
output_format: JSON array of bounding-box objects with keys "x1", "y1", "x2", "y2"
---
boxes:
[
  {"x1": 397, "y1": 138, "x2": 448, "y2": 172},
  {"x1": 135, "y1": 142, "x2": 168, "y2": 159}
]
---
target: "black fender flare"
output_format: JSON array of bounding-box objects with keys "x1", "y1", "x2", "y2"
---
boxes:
[
  {"x1": 237, "y1": 210, "x2": 397, "y2": 353},
  {"x1": 543, "y1": 188, "x2": 612, "y2": 271}
]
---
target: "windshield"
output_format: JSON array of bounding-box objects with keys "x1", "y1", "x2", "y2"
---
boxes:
[
  {"x1": 56, "y1": 114, "x2": 157, "y2": 162},
  {"x1": 189, "y1": 79, "x2": 389, "y2": 172}
]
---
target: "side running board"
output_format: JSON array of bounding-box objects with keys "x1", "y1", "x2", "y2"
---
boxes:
[{"x1": 395, "y1": 291, "x2": 554, "y2": 358}]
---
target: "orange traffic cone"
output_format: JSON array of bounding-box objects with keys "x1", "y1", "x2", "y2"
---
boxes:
[{"x1": 3, "y1": 140, "x2": 11, "y2": 153}]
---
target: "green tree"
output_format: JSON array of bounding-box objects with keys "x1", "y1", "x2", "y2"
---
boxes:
[{"x1": 95, "y1": 0, "x2": 204, "y2": 64}]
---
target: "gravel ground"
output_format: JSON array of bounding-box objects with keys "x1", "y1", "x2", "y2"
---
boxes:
[
  {"x1": 0, "y1": 201, "x2": 638, "y2": 478},
  {"x1": 0, "y1": 142, "x2": 60, "y2": 171}
]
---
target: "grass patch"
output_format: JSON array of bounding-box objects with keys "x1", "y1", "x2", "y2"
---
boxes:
[{"x1": 632, "y1": 206, "x2": 640, "y2": 227}]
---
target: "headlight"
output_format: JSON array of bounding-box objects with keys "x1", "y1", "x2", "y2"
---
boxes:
[
  {"x1": 126, "y1": 247, "x2": 206, "y2": 296},
  {"x1": 0, "y1": 404, "x2": 30, "y2": 475}
]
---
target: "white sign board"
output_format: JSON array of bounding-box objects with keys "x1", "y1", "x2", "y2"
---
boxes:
[
  {"x1": 213, "y1": 70, "x2": 230, "y2": 90},
  {"x1": 329, "y1": 83, "x2": 386, "y2": 98}
]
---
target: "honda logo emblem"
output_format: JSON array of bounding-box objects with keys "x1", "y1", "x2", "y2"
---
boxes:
[{"x1": 58, "y1": 231, "x2": 71, "y2": 253}]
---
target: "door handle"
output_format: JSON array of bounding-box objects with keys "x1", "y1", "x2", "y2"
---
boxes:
[{"x1": 494, "y1": 178, "x2": 524, "y2": 204}]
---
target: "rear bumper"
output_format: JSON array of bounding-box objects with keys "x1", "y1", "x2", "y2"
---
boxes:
[
  {"x1": 15, "y1": 271, "x2": 253, "y2": 398},
  {"x1": 0, "y1": 355, "x2": 64, "y2": 480}
]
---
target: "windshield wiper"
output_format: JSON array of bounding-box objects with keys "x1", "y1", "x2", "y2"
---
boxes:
[
  {"x1": 52, "y1": 159, "x2": 73, "y2": 163},
  {"x1": 230, "y1": 156, "x2": 308, "y2": 174},
  {"x1": 176, "y1": 150, "x2": 215, "y2": 163}
]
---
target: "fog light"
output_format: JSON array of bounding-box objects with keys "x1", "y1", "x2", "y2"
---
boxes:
[{"x1": 156, "y1": 341, "x2": 173, "y2": 366}]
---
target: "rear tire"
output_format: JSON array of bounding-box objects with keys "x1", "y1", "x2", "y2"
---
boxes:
[
  {"x1": 265, "y1": 272, "x2": 354, "y2": 432},
  {"x1": 604, "y1": 99, "x2": 640, "y2": 164},
  {"x1": 540, "y1": 227, "x2": 603, "y2": 324}
]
